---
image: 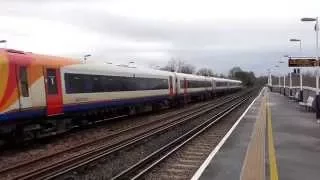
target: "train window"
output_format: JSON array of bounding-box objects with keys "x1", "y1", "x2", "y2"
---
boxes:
[
  {"x1": 64, "y1": 73, "x2": 169, "y2": 94},
  {"x1": 216, "y1": 81, "x2": 228, "y2": 87},
  {"x1": 187, "y1": 80, "x2": 211, "y2": 88},
  {"x1": 47, "y1": 69, "x2": 58, "y2": 94},
  {"x1": 65, "y1": 73, "x2": 87, "y2": 93},
  {"x1": 180, "y1": 80, "x2": 185, "y2": 88},
  {"x1": 19, "y1": 66, "x2": 29, "y2": 97},
  {"x1": 92, "y1": 76, "x2": 103, "y2": 92},
  {"x1": 216, "y1": 82, "x2": 223, "y2": 87}
]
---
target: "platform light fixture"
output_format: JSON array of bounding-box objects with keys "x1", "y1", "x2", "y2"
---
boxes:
[
  {"x1": 128, "y1": 61, "x2": 135, "y2": 67},
  {"x1": 0, "y1": 40, "x2": 7, "y2": 48},
  {"x1": 84, "y1": 54, "x2": 91, "y2": 64},
  {"x1": 301, "y1": 18, "x2": 317, "y2": 22},
  {"x1": 289, "y1": 38, "x2": 302, "y2": 52}
]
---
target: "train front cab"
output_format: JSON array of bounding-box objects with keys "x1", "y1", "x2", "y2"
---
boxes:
[
  {"x1": 0, "y1": 50, "x2": 44, "y2": 121},
  {"x1": 0, "y1": 49, "x2": 76, "y2": 142}
]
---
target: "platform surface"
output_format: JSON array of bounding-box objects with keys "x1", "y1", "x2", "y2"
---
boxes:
[
  {"x1": 195, "y1": 89, "x2": 320, "y2": 180},
  {"x1": 269, "y1": 92, "x2": 320, "y2": 180}
]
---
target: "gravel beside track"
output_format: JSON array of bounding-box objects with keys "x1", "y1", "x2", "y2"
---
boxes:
[{"x1": 0, "y1": 91, "x2": 242, "y2": 180}]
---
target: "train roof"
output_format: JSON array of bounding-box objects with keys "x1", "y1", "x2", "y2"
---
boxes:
[
  {"x1": 174, "y1": 72, "x2": 211, "y2": 81},
  {"x1": 62, "y1": 63, "x2": 175, "y2": 78},
  {"x1": 0, "y1": 48, "x2": 79, "y2": 67},
  {"x1": 213, "y1": 77, "x2": 242, "y2": 83},
  {"x1": 1, "y1": 48, "x2": 242, "y2": 83}
]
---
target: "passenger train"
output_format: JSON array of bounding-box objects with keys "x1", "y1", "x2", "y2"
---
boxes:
[{"x1": 0, "y1": 48, "x2": 242, "y2": 143}]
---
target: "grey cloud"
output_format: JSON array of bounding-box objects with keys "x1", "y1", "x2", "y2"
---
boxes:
[{"x1": 1, "y1": 1, "x2": 318, "y2": 75}]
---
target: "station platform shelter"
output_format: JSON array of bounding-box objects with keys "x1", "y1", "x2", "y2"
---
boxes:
[{"x1": 191, "y1": 87, "x2": 320, "y2": 180}]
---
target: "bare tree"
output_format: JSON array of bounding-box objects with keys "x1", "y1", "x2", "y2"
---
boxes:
[
  {"x1": 229, "y1": 66, "x2": 242, "y2": 78},
  {"x1": 197, "y1": 68, "x2": 214, "y2": 76},
  {"x1": 160, "y1": 58, "x2": 195, "y2": 74},
  {"x1": 160, "y1": 58, "x2": 178, "y2": 72},
  {"x1": 180, "y1": 64, "x2": 196, "y2": 74}
]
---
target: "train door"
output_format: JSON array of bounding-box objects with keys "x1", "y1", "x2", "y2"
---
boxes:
[
  {"x1": 169, "y1": 76, "x2": 173, "y2": 96},
  {"x1": 184, "y1": 78, "x2": 188, "y2": 95},
  {"x1": 175, "y1": 77, "x2": 178, "y2": 95},
  {"x1": 183, "y1": 78, "x2": 188, "y2": 103},
  {"x1": 17, "y1": 66, "x2": 32, "y2": 110},
  {"x1": 212, "y1": 79, "x2": 215, "y2": 91},
  {"x1": 44, "y1": 68, "x2": 63, "y2": 116}
]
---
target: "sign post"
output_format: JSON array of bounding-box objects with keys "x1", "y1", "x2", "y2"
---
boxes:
[
  {"x1": 283, "y1": 74, "x2": 286, "y2": 95},
  {"x1": 300, "y1": 71, "x2": 303, "y2": 91},
  {"x1": 288, "y1": 57, "x2": 320, "y2": 100}
]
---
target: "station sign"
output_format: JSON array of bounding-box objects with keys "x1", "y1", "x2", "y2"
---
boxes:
[{"x1": 288, "y1": 57, "x2": 318, "y2": 67}]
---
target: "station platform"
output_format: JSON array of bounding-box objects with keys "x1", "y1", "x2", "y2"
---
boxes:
[{"x1": 191, "y1": 88, "x2": 320, "y2": 180}]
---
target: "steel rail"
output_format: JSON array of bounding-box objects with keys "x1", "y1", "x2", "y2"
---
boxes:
[{"x1": 1, "y1": 94, "x2": 233, "y2": 176}]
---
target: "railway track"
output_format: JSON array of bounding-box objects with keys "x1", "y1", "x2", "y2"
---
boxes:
[
  {"x1": 111, "y1": 91, "x2": 255, "y2": 179},
  {"x1": 1, "y1": 89, "x2": 252, "y2": 180},
  {"x1": 0, "y1": 93, "x2": 237, "y2": 178}
]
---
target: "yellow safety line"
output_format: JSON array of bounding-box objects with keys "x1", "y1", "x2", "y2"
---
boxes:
[
  {"x1": 240, "y1": 95, "x2": 266, "y2": 180},
  {"x1": 267, "y1": 95, "x2": 279, "y2": 180}
]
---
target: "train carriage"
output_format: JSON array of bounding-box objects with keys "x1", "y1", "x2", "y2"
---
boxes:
[
  {"x1": 213, "y1": 77, "x2": 242, "y2": 93},
  {"x1": 175, "y1": 73, "x2": 213, "y2": 102},
  {"x1": 61, "y1": 64, "x2": 176, "y2": 115}
]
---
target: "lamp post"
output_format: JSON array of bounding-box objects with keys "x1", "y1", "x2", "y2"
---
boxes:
[
  {"x1": 284, "y1": 55, "x2": 292, "y2": 88},
  {"x1": 301, "y1": 17, "x2": 320, "y2": 123},
  {"x1": 301, "y1": 17, "x2": 319, "y2": 94},
  {"x1": 84, "y1": 54, "x2": 91, "y2": 64},
  {"x1": 289, "y1": 39, "x2": 303, "y2": 91},
  {"x1": 279, "y1": 61, "x2": 285, "y2": 87},
  {"x1": 278, "y1": 60, "x2": 287, "y2": 95},
  {"x1": 267, "y1": 67, "x2": 275, "y2": 92},
  {"x1": 285, "y1": 55, "x2": 294, "y2": 96},
  {"x1": 274, "y1": 64, "x2": 281, "y2": 89},
  {"x1": 267, "y1": 68, "x2": 272, "y2": 86}
]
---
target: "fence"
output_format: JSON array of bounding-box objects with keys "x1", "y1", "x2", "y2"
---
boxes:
[{"x1": 269, "y1": 85, "x2": 317, "y2": 103}]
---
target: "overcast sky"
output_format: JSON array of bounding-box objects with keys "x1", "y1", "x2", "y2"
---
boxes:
[{"x1": 1, "y1": 0, "x2": 320, "y2": 75}]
